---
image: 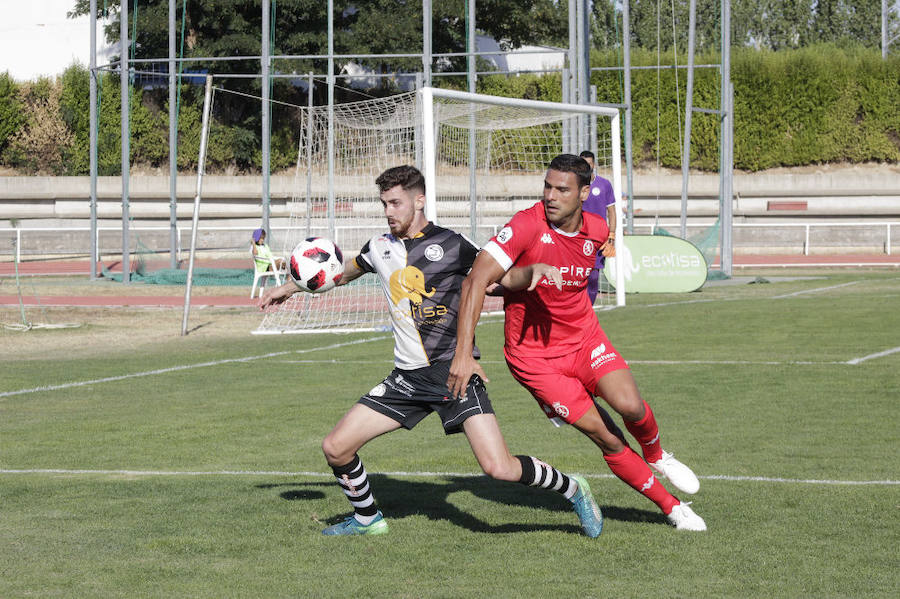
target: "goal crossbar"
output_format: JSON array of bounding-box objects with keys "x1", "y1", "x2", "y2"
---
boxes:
[{"x1": 420, "y1": 87, "x2": 625, "y2": 308}]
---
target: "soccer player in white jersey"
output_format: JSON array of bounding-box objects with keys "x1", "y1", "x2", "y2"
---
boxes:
[
  {"x1": 260, "y1": 165, "x2": 603, "y2": 537},
  {"x1": 448, "y1": 154, "x2": 707, "y2": 531}
]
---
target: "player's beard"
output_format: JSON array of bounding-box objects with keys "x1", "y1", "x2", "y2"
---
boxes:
[{"x1": 387, "y1": 211, "x2": 414, "y2": 237}]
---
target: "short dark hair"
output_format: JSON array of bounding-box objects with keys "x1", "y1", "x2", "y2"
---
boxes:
[
  {"x1": 549, "y1": 154, "x2": 592, "y2": 189},
  {"x1": 376, "y1": 165, "x2": 426, "y2": 195},
  {"x1": 579, "y1": 150, "x2": 595, "y2": 161}
]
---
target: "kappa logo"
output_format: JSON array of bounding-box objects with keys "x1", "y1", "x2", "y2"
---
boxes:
[
  {"x1": 590, "y1": 344, "x2": 606, "y2": 360},
  {"x1": 583, "y1": 240, "x2": 595, "y2": 256},
  {"x1": 640, "y1": 475, "x2": 655, "y2": 492},
  {"x1": 368, "y1": 383, "x2": 386, "y2": 397},
  {"x1": 541, "y1": 233, "x2": 554, "y2": 244},
  {"x1": 551, "y1": 402, "x2": 569, "y2": 418},
  {"x1": 497, "y1": 226, "x2": 513, "y2": 244}
]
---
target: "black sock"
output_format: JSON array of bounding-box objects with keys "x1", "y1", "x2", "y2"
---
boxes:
[
  {"x1": 331, "y1": 454, "x2": 379, "y2": 521},
  {"x1": 515, "y1": 455, "x2": 578, "y2": 500}
]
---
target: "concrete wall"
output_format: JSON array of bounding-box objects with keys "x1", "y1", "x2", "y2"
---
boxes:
[{"x1": 2, "y1": 170, "x2": 899, "y2": 224}]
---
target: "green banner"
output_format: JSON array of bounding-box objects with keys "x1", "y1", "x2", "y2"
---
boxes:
[{"x1": 603, "y1": 235, "x2": 708, "y2": 293}]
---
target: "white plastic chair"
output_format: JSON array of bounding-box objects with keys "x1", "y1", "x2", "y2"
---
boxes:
[{"x1": 250, "y1": 254, "x2": 286, "y2": 298}]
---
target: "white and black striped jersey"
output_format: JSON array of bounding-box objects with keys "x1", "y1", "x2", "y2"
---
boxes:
[{"x1": 355, "y1": 223, "x2": 481, "y2": 370}]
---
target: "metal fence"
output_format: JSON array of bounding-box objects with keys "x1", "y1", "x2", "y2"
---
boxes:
[{"x1": 1, "y1": 221, "x2": 897, "y2": 263}]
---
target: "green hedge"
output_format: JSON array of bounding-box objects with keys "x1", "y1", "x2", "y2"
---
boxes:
[{"x1": 2, "y1": 45, "x2": 898, "y2": 175}]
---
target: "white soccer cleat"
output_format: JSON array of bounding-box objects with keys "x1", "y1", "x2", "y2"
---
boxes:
[
  {"x1": 667, "y1": 502, "x2": 707, "y2": 531},
  {"x1": 650, "y1": 450, "x2": 700, "y2": 495}
]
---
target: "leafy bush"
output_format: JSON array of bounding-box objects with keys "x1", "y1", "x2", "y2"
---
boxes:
[
  {"x1": 0, "y1": 72, "x2": 25, "y2": 155},
  {"x1": 2, "y1": 77, "x2": 74, "y2": 174}
]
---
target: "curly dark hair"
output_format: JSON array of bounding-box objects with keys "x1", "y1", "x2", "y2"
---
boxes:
[{"x1": 375, "y1": 165, "x2": 426, "y2": 195}]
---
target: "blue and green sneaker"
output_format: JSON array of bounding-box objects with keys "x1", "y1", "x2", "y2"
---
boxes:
[
  {"x1": 322, "y1": 511, "x2": 389, "y2": 536},
  {"x1": 570, "y1": 476, "x2": 603, "y2": 538}
]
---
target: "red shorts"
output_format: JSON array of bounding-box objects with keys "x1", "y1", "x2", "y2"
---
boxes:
[{"x1": 504, "y1": 327, "x2": 629, "y2": 424}]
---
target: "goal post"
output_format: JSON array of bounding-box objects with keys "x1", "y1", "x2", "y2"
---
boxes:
[
  {"x1": 255, "y1": 88, "x2": 625, "y2": 335},
  {"x1": 419, "y1": 87, "x2": 625, "y2": 308}
]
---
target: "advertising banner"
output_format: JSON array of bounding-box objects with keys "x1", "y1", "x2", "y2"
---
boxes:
[{"x1": 604, "y1": 235, "x2": 708, "y2": 293}]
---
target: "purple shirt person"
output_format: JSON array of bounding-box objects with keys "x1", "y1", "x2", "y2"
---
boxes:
[{"x1": 579, "y1": 151, "x2": 616, "y2": 304}]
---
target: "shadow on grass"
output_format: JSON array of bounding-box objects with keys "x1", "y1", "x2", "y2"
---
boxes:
[{"x1": 256, "y1": 475, "x2": 665, "y2": 534}]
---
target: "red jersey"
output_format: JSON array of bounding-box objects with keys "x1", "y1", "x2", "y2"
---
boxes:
[{"x1": 482, "y1": 202, "x2": 610, "y2": 358}]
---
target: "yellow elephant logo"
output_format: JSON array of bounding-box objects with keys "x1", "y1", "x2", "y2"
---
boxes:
[{"x1": 389, "y1": 266, "x2": 435, "y2": 306}]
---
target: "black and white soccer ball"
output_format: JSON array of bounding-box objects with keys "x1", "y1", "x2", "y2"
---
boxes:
[{"x1": 289, "y1": 237, "x2": 344, "y2": 293}]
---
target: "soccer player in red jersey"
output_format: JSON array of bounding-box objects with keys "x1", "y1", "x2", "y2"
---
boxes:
[{"x1": 448, "y1": 154, "x2": 706, "y2": 531}]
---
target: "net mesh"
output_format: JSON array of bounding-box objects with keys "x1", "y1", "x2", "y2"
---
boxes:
[{"x1": 257, "y1": 91, "x2": 619, "y2": 334}]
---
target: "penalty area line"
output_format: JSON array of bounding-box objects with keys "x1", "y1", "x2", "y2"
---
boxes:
[
  {"x1": 0, "y1": 336, "x2": 389, "y2": 400},
  {"x1": 845, "y1": 346, "x2": 900, "y2": 365},
  {"x1": 1, "y1": 469, "x2": 897, "y2": 486}
]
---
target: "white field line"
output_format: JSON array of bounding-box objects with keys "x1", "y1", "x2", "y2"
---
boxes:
[
  {"x1": 1, "y1": 468, "x2": 896, "y2": 486},
  {"x1": 276, "y1": 358, "x2": 859, "y2": 366},
  {"x1": 0, "y1": 336, "x2": 389, "y2": 400},
  {"x1": 771, "y1": 280, "x2": 859, "y2": 299},
  {"x1": 639, "y1": 280, "x2": 866, "y2": 310},
  {"x1": 845, "y1": 346, "x2": 900, "y2": 365}
]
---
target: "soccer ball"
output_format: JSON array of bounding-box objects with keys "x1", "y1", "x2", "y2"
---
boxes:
[{"x1": 289, "y1": 237, "x2": 344, "y2": 293}]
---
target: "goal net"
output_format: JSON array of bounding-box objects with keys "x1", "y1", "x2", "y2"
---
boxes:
[{"x1": 255, "y1": 88, "x2": 624, "y2": 334}]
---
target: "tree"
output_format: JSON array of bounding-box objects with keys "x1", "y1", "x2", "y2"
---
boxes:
[{"x1": 0, "y1": 72, "x2": 25, "y2": 155}]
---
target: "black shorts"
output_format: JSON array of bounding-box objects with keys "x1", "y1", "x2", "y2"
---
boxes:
[{"x1": 358, "y1": 360, "x2": 494, "y2": 435}]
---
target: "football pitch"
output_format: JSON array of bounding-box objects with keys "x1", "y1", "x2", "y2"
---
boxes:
[{"x1": 1, "y1": 270, "x2": 898, "y2": 597}]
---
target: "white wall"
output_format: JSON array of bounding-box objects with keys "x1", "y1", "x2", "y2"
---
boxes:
[{"x1": 1, "y1": 0, "x2": 114, "y2": 81}]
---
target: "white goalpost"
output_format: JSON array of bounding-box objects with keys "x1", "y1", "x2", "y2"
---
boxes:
[{"x1": 255, "y1": 88, "x2": 625, "y2": 335}]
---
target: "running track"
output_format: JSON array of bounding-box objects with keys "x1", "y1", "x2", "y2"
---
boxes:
[{"x1": 1, "y1": 254, "x2": 898, "y2": 308}]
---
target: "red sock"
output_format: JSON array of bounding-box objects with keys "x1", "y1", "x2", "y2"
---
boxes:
[
  {"x1": 604, "y1": 446, "x2": 679, "y2": 515},
  {"x1": 624, "y1": 399, "x2": 663, "y2": 464}
]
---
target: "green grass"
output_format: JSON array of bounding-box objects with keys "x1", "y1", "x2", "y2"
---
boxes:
[{"x1": 1, "y1": 271, "x2": 898, "y2": 597}]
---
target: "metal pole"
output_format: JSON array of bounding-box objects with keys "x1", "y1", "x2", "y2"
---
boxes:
[
  {"x1": 89, "y1": 0, "x2": 98, "y2": 280},
  {"x1": 884, "y1": 0, "x2": 889, "y2": 59},
  {"x1": 261, "y1": 0, "x2": 271, "y2": 236},
  {"x1": 423, "y1": 0, "x2": 432, "y2": 86},
  {"x1": 590, "y1": 85, "x2": 598, "y2": 158},
  {"x1": 562, "y1": 67, "x2": 570, "y2": 152},
  {"x1": 327, "y1": 0, "x2": 335, "y2": 240},
  {"x1": 468, "y1": 0, "x2": 477, "y2": 236},
  {"x1": 421, "y1": 88, "x2": 437, "y2": 223},
  {"x1": 719, "y1": 0, "x2": 733, "y2": 276},
  {"x1": 623, "y1": 0, "x2": 635, "y2": 234},
  {"x1": 415, "y1": 72, "x2": 424, "y2": 169},
  {"x1": 181, "y1": 75, "x2": 214, "y2": 337},
  {"x1": 120, "y1": 0, "x2": 130, "y2": 284},
  {"x1": 722, "y1": 81, "x2": 734, "y2": 275},
  {"x1": 169, "y1": 0, "x2": 178, "y2": 268},
  {"x1": 305, "y1": 72, "x2": 314, "y2": 238},
  {"x1": 567, "y1": 0, "x2": 577, "y2": 153},
  {"x1": 680, "y1": 0, "x2": 697, "y2": 239},
  {"x1": 576, "y1": 0, "x2": 589, "y2": 147}
]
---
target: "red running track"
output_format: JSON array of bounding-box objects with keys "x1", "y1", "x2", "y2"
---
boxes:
[{"x1": 1, "y1": 254, "x2": 897, "y2": 308}]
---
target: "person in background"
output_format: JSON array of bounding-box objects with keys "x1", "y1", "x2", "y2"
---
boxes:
[
  {"x1": 579, "y1": 150, "x2": 616, "y2": 305},
  {"x1": 251, "y1": 228, "x2": 285, "y2": 272}
]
